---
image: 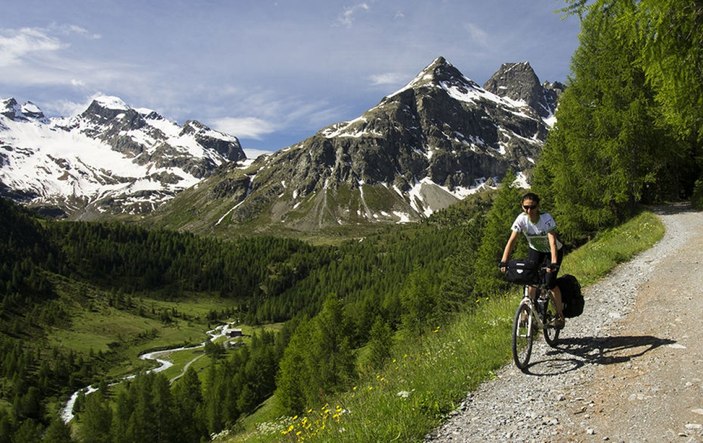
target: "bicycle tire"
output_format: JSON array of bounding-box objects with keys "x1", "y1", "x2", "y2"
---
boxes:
[
  {"x1": 512, "y1": 302, "x2": 533, "y2": 370},
  {"x1": 542, "y1": 291, "x2": 560, "y2": 347}
]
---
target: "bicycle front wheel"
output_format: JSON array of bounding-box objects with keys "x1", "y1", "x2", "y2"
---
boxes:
[
  {"x1": 512, "y1": 302, "x2": 533, "y2": 370},
  {"x1": 542, "y1": 292, "x2": 561, "y2": 347}
]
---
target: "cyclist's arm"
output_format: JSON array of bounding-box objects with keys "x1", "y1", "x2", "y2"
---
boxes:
[
  {"x1": 547, "y1": 231, "x2": 559, "y2": 271},
  {"x1": 500, "y1": 230, "x2": 520, "y2": 271}
]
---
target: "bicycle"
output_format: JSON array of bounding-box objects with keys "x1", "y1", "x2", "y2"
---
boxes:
[{"x1": 508, "y1": 265, "x2": 561, "y2": 371}]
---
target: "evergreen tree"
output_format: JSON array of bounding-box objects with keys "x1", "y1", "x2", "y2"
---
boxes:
[
  {"x1": 276, "y1": 319, "x2": 312, "y2": 414},
  {"x1": 276, "y1": 301, "x2": 357, "y2": 416},
  {"x1": 80, "y1": 392, "x2": 112, "y2": 443},
  {"x1": 128, "y1": 375, "x2": 157, "y2": 443},
  {"x1": 111, "y1": 389, "x2": 132, "y2": 443},
  {"x1": 43, "y1": 415, "x2": 74, "y2": 443},
  {"x1": 472, "y1": 171, "x2": 525, "y2": 295},
  {"x1": 550, "y1": 0, "x2": 695, "y2": 239},
  {"x1": 400, "y1": 267, "x2": 436, "y2": 334},
  {"x1": 203, "y1": 362, "x2": 224, "y2": 433},
  {"x1": 638, "y1": 0, "x2": 703, "y2": 193},
  {"x1": 310, "y1": 296, "x2": 356, "y2": 398},
  {"x1": 11, "y1": 419, "x2": 43, "y2": 443},
  {"x1": 437, "y1": 221, "x2": 484, "y2": 309},
  {"x1": 565, "y1": 0, "x2": 703, "y2": 148},
  {"x1": 537, "y1": 1, "x2": 683, "y2": 241},
  {"x1": 0, "y1": 410, "x2": 12, "y2": 443},
  {"x1": 151, "y1": 374, "x2": 177, "y2": 443},
  {"x1": 366, "y1": 316, "x2": 393, "y2": 370},
  {"x1": 171, "y1": 367, "x2": 206, "y2": 443}
]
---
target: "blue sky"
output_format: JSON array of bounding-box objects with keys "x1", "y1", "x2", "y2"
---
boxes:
[{"x1": 0, "y1": 0, "x2": 581, "y2": 155}]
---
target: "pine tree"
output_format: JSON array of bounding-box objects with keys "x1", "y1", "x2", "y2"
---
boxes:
[
  {"x1": 367, "y1": 316, "x2": 393, "y2": 370},
  {"x1": 11, "y1": 419, "x2": 44, "y2": 443},
  {"x1": 275, "y1": 318, "x2": 312, "y2": 414},
  {"x1": 43, "y1": 415, "x2": 74, "y2": 443},
  {"x1": 111, "y1": 389, "x2": 132, "y2": 443},
  {"x1": 80, "y1": 392, "x2": 112, "y2": 443},
  {"x1": 151, "y1": 374, "x2": 176, "y2": 443},
  {"x1": 171, "y1": 367, "x2": 206, "y2": 443},
  {"x1": 311, "y1": 296, "x2": 355, "y2": 398},
  {"x1": 548, "y1": 0, "x2": 695, "y2": 240},
  {"x1": 472, "y1": 171, "x2": 525, "y2": 295},
  {"x1": 399, "y1": 266, "x2": 435, "y2": 334}
]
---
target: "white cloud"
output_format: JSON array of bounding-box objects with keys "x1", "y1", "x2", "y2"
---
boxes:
[
  {"x1": 59, "y1": 24, "x2": 101, "y2": 40},
  {"x1": 369, "y1": 72, "x2": 407, "y2": 86},
  {"x1": 0, "y1": 27, "x2": 66, "y2": 66},
  {"x1": 465, "y1": 22, "x2": 490, "y2": 47},
  {"x1": 47, "y1": 98, "x2": 93, "y2": 117},
  {"x1": 337, "y1": 3, "x2": 370, "y2": 28},
  {"x1": 212, "y1": 117, "x2": 276, "y2": 139}
]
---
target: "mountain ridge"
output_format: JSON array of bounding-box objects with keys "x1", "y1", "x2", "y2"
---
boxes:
[
  {"x1": 0, "y1": 95, "x2": 245, "y2": 217},
  {"x1": 149, "y1": 56, "x2": 562, "y2": 235}
]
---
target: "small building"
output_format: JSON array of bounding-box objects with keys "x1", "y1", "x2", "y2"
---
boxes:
[{"x1": 227, "y1": 329, "x2": 243, "y2": 338}]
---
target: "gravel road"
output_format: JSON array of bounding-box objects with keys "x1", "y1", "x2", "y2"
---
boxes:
[{"x1": 425, "y1": 204, "x2": 703, "y2": 442}]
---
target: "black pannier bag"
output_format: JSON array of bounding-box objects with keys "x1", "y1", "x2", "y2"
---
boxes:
[
  {"x1": 504, "y1": 259, "x2": 539, "y2": 285},
  {"x1": 557, "y1": 274, "x2": 584, "y2": 317}
]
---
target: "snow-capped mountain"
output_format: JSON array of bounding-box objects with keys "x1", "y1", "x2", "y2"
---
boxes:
[
  {"x1": 0, "y1": 96, "x2": 245, "y2": 217},
  {"x1": 151, "y1": 57, "x2": 563, "y2": 235}
]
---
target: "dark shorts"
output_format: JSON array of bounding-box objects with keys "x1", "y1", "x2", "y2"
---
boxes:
[{"x1": 528, "y1": 247, "x2": 564, "y2": 289}]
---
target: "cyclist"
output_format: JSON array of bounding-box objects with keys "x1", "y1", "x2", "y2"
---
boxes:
[{"x1": 499, "y1": 192, "x2": 565, "y2": 328}]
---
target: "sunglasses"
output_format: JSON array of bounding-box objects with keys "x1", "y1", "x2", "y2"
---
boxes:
[{"x1": 523, "y1": 205, "x2": 538, "y2": 210}]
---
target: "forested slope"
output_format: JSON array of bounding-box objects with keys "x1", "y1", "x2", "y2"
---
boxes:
[{"x1": 0, "y1": 191, "x2": 496, "y2": 441}]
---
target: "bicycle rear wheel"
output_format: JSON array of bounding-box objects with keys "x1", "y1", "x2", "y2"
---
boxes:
[
  {"x1": 542, "y1": 292, "x2": 560, "y2": 347},
  {"x1": 512, "y1": 302, "x2": 533, "y2": 370}
]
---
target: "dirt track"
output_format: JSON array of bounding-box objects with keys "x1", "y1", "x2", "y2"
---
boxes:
[{"x1": 567, "y1": 206, "x2": 703, "y2": 442}]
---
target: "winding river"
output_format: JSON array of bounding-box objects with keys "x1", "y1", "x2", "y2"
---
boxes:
[{"x1": 60, "y1": 324, "x2": 232, "y2": 423}]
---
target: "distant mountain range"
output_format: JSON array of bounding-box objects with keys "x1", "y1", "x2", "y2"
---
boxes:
[
  {"x1": 1, "y1": 57, "x2": 562, "y2": 232},
  {"x1": 0, "y1": 95, "x2": 245, "y2": 217}
]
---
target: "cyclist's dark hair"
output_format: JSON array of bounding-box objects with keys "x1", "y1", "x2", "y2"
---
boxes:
[{"x1": 521, "y1": 192, "x2": 540, "y2": 204}]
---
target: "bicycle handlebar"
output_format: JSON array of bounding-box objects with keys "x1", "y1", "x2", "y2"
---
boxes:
[{"x1": 499, "y1": 262, "x2": 558, "y2": 272}]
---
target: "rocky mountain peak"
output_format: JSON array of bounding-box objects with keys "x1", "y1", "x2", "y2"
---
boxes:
[
  {"x1": 181, "y1": 120, "x2": 245, "y2": 163},
  {"x1": 483, "y1": 62, "x2": 562, "y2": 118},
  {"x1": 20, "y1": 102, "x2": 45, "y2": 120},
  {"x1": 1, "y1": 98, "x2": 47, "y2": 122},
  {"x1": 401, "y1": 56, "x2": 482, "y2": 94},
  {"x1": 80, "y1": 96, "x2": 147, "y2": 130},
  {"x1": 1, "y1": 98, "x2": 21, "y2": 120}
]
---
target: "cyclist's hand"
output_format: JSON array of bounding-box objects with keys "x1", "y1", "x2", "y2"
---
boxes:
[
  {"x1": 499, "y1": 261, "x2": 507, "y2": 273},
  {"x1": 548, "y1": 263, "x2": 559, "y2": 272}
]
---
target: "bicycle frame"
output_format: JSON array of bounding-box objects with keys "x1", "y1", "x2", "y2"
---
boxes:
[
  {"x1": 519, "y1": 289, "x2": 545, "y2": 331},
  {"x1": 511, "y1": 276, "x2": 560, "y2": 371}
]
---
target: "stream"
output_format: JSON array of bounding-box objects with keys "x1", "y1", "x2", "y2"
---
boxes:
[{"x1": 60, "y1": 323, "x2": 233, "y2": 423}]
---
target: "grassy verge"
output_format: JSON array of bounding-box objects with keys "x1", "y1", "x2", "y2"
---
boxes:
[
  {"x1": 559, "y1": 210, "x2": 665, "y2": 286},
  {"x1": 224, "y1": 211, "x2": 665, "y2": 442}
]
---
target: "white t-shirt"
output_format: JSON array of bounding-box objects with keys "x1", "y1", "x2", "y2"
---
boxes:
[{"x1": 511, "y1": 212, "x2": 563, "y2": 253}]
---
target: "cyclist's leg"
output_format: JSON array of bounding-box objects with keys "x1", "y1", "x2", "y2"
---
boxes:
[
  {"x1": 526, "y1": 248, "x2": 543, "y2": 302},
  {"x1": 551, "y1": 285, "x2": 564, "y2": 323},
  {"x1": 543, "y1": 289, "x2": 561, "y2": 345},
  {"x1": 546, "y1": 249, "x2": 565, "y2": 327}
]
